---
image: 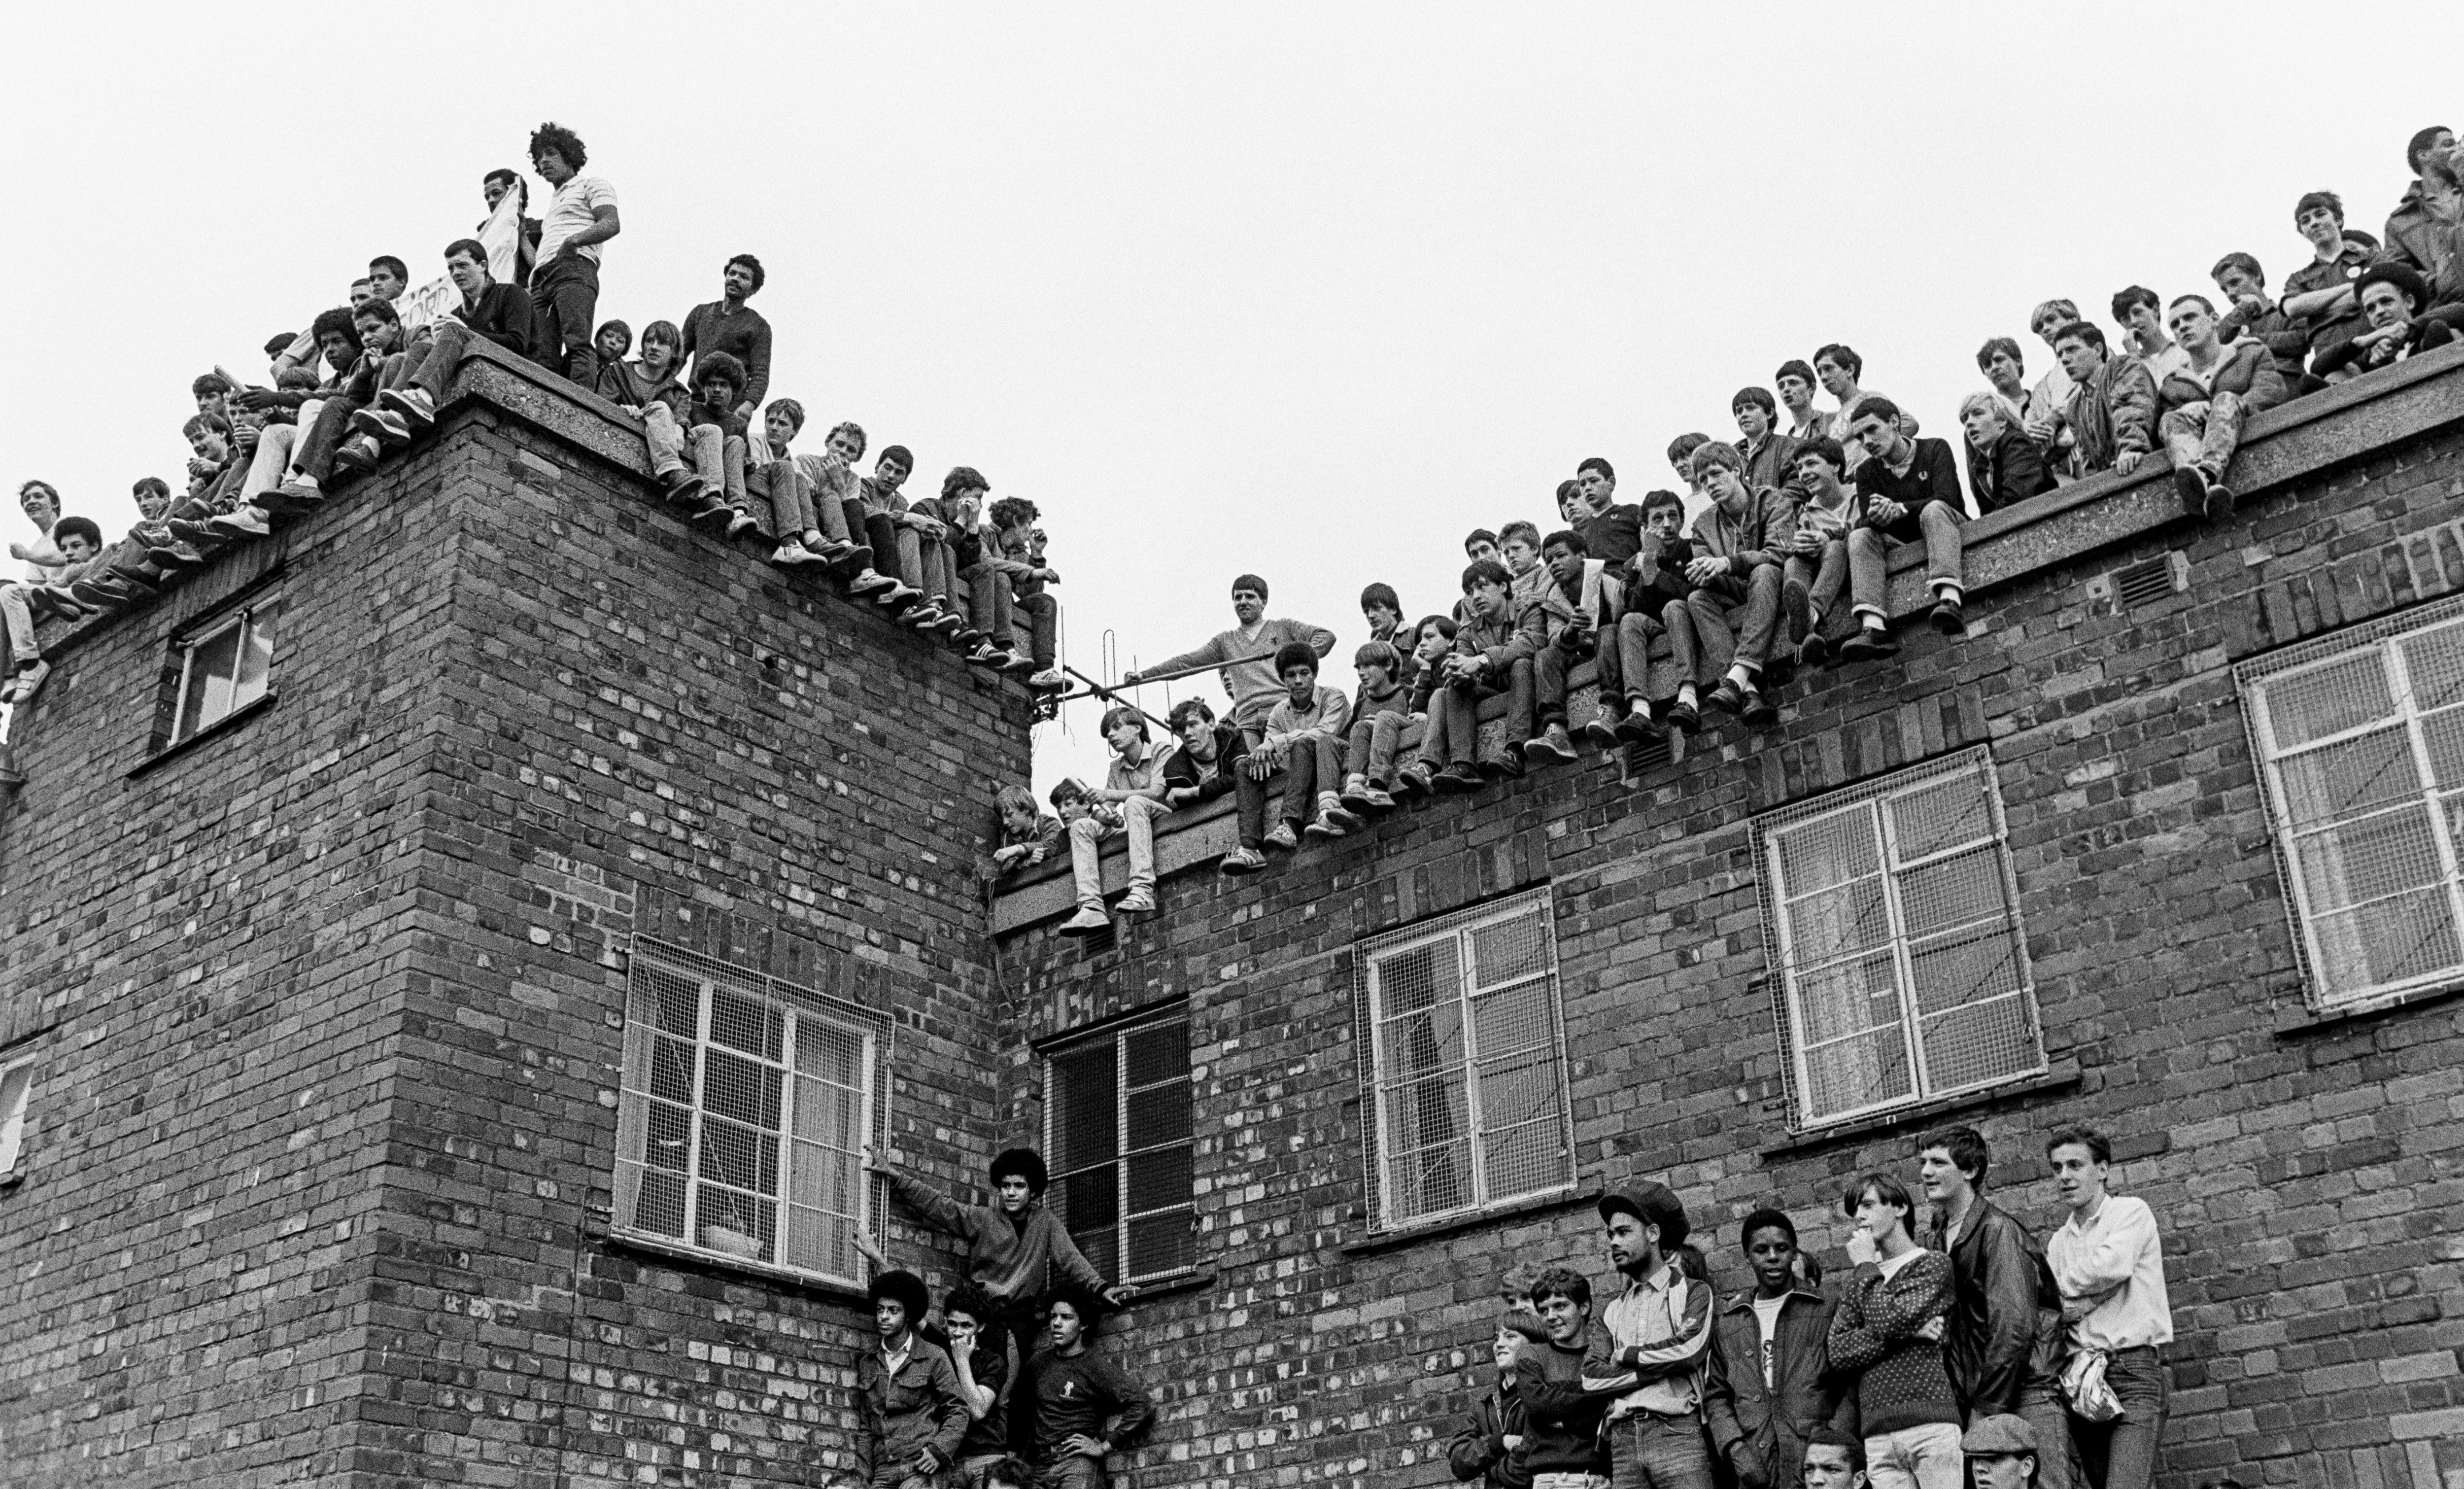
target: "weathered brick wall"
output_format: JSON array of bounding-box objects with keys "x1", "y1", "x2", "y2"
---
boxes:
[
  {"x1": 0, "y1": 348, "x2": 1035, "y2": 1487},
  {"x1": 992, "y1": 357, "x2": 2464, "y2": 1489}
]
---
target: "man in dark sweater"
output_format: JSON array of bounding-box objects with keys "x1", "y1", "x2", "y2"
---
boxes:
[
  {"x1": 1829, "y1": 1173, "x2": 1963, "y2": 1489},
  {"x1": 869, "y1": 1145, "x2": 1128, "y2": 1353},
  {"x1": 941, "y1": 1282, "x2": 1016, "y2": 1488},
  {"x1": 367, "y1": 238, "x2": 538, "y2": 443},
  {"x1": 1837, "y1": 399, "x2": 1968, "y2": 660},
  {"x1": 1448, "y1": 1311, "x2": 1545, "y2": 1489},
  {"x1": 1160, "y1": 697, "x2": 1268, "y2": 873},
  {"x1": 1917, "y1": 1127, "x2": 2070, "y2": 1489},
  {"x1": 1513, "y1": 1266, "x2": 1615, "y2": 1485},
  {"x1": 1027, "y1": 1290, "x2": 1153, "y2": 1488},
  {"x1": 682, "y1": 254, "x2": 775, "y2": 422}
]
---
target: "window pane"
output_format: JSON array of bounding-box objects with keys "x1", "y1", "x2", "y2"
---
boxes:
[
  {"x1": 2292, "y1": 805, "x2": 2447, "y2": 912},
  {"x1": 623, "y1": 1167, "x2": 687, "y2": 1239},
  {"x1": 1791, "y1": 952, "x2": 1902, "y2": 1045},
  {"x1": 695, "y1": 1187, "x2": 774, "y2": 1261},
  {"x1": 176, "y1": 623, "x2": 242, "y2": 740},
  {"x1": 1775, "y1": 808, "x2": 1880, "y2": 895},
  {"x1": 2307, "y1": 891, "x2": 2462, "y2": 997},
  {"x1": 1050, "y1": 1046, "x2": 1119, "y2": 1173},
  {"x1": 1125, "y1": 1081, "x2": 1190, "y2": 1150},
  {"x1": 641, "y1": 967, "x2": 700, "y2": 1038},
  {"x1": 1123, "y1": 1022, "x2": 1187, "y2": 1087},
  {"x1": 1917, "y1": 991, "x2": 2040, "y2": 1093},
  {"x1": 1783, "y1": 874, "x2": 1891, "y2": 963},
  {"x1": 796, "y1": 1018, "x2": 864, "y2": 1087},
  {"x1": 1127, "y1": 1210, "x2": 1195, "y2": 1279},
  {"x1": 644, "y1": 1101, "x2": 691, "y2": 1173},
  {"x1": 2264, "y1": 653, "x2": 2393, "y2": 748},
  {"x1": 1801, "y1": 1024, "x2": 1914, "y2": 1120},
  {"x1": 710, "y1": 987, "x2": 783, "y2": 1061},
  {"x1": 1475, "y1": 1056, "x2": 1564, "y2": 1147},
  {"x1": 2275, "y1": 727, "x2": 2420, "y2": 828},
  {"x1": 1125, "y1": 1144, "x2": 1192, "y2": 1215},
  {"x1": 700, "y1": 1115, "x2": 779, "y2": 1194},
  {"x1": 1389, "y1": 1137, "x2": 1473, "y2": 1220},
  {"x1": 1478, "y1": 1111, "x2": 1568, "y2": 1204},
  {"x1": 1889, "y1": 771, "x2": 1991, "y2": 861},
  {"x1": 790, "y1": 1137, "x2": 861, "y2": 1218},
  {"x1": 1907, "y1": 923, "x2": 2024, "y2": 1016},
  {"x1": 1470, "y1": 978, "x2": 1553, "y2": 1062},
  {"x1": 792, "y1": 1073, "x2": 860, "y2": 1148},
  {"x1": 1053, "y1": 1167, "x2": 1119, "y2": 1281},
  {"x1": 1470, "y1": 910, "x2": 1548, "y2": 988},
  {"x1": 2400, "y1": 622, "x2": 2464, "y2": 710},
  {"x1": 702, "y1": 1048, "x2": 782, "y2": 1131},
  {"x1": 647, "y1": 1035, "x2": 696, "y2": 1105},
  {"x1": 233, "y1": 608, "x2": 279, "y2": 704},
  {"x1": 1380, "y1": 1002, "x2": 1464, "y2": 1081},
  {"x1": 1383, "y1": 1075, "x2": 1468, "y2": 1162},
  {"x1": 1896, "y1": 848, "x2": 2009, "y2": 938},
  {"x1": 785, "y1": 1201, "x2": 859, "y2": 1280}
]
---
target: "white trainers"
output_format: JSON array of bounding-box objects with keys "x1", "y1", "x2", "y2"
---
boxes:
[
  {"x1": 1058, "y1": 905, "x2": 1111, "y2": 937},
  {"x1": 849, "y1": 570, "x2": 895, "y2": 595},
  {"x1": 1027, "y1": 668, "x2": 1066, "y2": 690},
  {"x1": 771, "y1": 543, "x2": 821, "y2": 566},
  {"x1": 1116, "y1": 889, "x2": 1157, "y2": 914}
]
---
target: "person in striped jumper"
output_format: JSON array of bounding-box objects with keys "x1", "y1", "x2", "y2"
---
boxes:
[{"x1": 1828, "y1": 1173, "x2": 1963, "y2": 1489}]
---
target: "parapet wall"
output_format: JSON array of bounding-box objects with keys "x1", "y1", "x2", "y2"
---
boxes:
[{"x1": 990, "y1": 343, "x2": 2464, "y2": 1489}]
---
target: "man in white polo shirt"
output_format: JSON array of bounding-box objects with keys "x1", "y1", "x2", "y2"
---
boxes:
[
  {"x1": 526, "y1": 121, "x2": 620, "y2": 391},
  {"x1": 2044, "y1": 1124, "x2": 2171, "y2": 1489}
]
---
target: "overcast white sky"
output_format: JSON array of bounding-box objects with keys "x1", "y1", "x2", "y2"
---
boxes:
[{"x1": 2, "y1": 4, "x2": 2450, "y2": 795}]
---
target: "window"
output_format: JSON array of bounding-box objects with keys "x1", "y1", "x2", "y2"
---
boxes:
[
  {"x1": 2241, "y1": 604, "x2": 2464, "y2": 1011},
  {"x1": 612, "y1": 937, "x2": 886, "y2": 1286},
  {"x1": 1045, "y1": 1009, "x2": 1195, "y2": 1284},
  {"x1": 0, "y1": 1054, "x2": 32, "y2": 1179},
  {"x1": 1753, "y1": 748, "x2": 2046, "y2": 1129},
  {"x1": 1355, "y1": 890, "x2": 1574, "y2": 1231},
  {"x1": 171, "y1": 601, "x2": 281, "y2": 743}
]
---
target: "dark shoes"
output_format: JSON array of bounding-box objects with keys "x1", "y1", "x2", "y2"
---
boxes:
[
  {"x1": 1666, "y1": 698, "x2": 1701, "y2": 734},
  {"x1": 1930, "y1": 598, "x2": 1965, "y2": 635},
  {"x1": 1838, "y1": 627, "x2": 1898, "y2": 660},
  {"x1": 1740, "y1": 687, "x2": 1779, "y2": 729},
  {"x1": 1523, "y1": 725, "x2": 1579, "y2": 764}
]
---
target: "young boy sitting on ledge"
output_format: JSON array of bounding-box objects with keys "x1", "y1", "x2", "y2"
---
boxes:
[{"x1": 1259, "y1": 641, "x2": 1360, "y2": 848}]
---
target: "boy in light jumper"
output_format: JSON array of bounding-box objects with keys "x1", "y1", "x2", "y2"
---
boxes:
[
  {"x1": 1057, "y1": 707, "x2": 1173, "y2": 935},
  {"x1": 1338, "y1": 640, "x2": 1413, "y2": 814},
  {"x1": 1524, "y1": 528, "x2": 1625, "y2": 764},
  {"x1": 1258, "y1": 642, "x2": 1360, "y2": 847},
  {"x1": 1127, "y1": 576, "x2": 1335, "y2": 743},
  {"x1": 1391, "y1": 616, "x2": 1458, "y2": 798}
]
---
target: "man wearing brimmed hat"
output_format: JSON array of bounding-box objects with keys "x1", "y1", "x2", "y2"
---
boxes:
[
  {"x1": 1962, "y1": 1414, "x2": 2040, "y2": 1488},
  {"x1": 1574, "y1": 1180, "x2": 1717, "y2": 1488}
]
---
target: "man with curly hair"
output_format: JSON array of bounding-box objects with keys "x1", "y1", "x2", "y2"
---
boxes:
[
  {"x1": 682, "y1": 254, "x2": 774, "y2": 420},
  {"x1": 526, "y1": 122, "x2": 620, "y2": 390}
]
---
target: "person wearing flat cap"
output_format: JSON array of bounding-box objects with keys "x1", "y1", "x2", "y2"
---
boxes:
[
  {"x1": 1962, "y1": 1414, "x2": 2040, "y2": 1489},
  {"x1": 1575, "y1": 1180, "x2": 1719, "y2": 1487}
]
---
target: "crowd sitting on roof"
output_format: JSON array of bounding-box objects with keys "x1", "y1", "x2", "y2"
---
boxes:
[
  {"x1": 0, "y1": 122, "x2": 1073, "y2": 715},
  {"x1": 997, "y1": 123, "x2": 2464, "y2": 937}
]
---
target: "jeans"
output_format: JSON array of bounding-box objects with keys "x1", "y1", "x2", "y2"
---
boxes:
[
  {"x1": 1068, "y1": 795, "x2": 1165, "y2": 908},
  {"x1": 1848, "y1": 502, "x2": 1963, "y2": 624},
  {"x1": 2158, "y1": 390, "x2": 2249, "y2": 483},
  {"x1": 962, "y1": 561, "x2": 1013, "y2": 640},
  {"x1": 1034, "y1": 1456, "x2": 1106, "y2": 1489},
  {"x1": 386, "y1": 319, "x2": 472, "y2": 403},
  {"x1": 1863, "y1": 1421, "x2": 1963, "y2": 1489},
  {"x1": 1606, "y1": 1413, "x2": 1716, "y2": 1489},
  {"x1": 1672, "y1": 565, "x2": 1783, "y2": 681},
  {"x1": 1782, "y1": 541, "x2": 1847, "y2": 634},
  {"x1": 748, "y1": 462, "x2": 810, "y2": 539},
  {"x1": 2071, "y1": 1346, "x2": 2165, "y2": 1489},
  {"x1": 2019, "y1": 1380, "x2": 2077, "y2": 1489},
  {"x1": 0, "y1": 585, "x2": 38, "y2": 669},
  {"x1": 529, "y1": 254, "x2": 601, "y2": 388},
  {"x1": 1602, "y1": 610, "x2": 1664, "y2": 708},
  {"x1": 864, "y1": 513, "x2": 926, "y2": 590},
  {"x1": 1276, "y1": 734, "x2": 1344, "y2": 823},
  {"x1": 293, "y1": 391, "x2": 366, "y2": 482},
  {"x1": 1012, "y1": 589, "x2": 1058, "y2": 667},
  {"x1": 1344, "y1": 710, "x2": 1405, "y2": 783},
  {"x1": 240, "y1": 422, "x2": 300, "y2": 501},
  {"x1": 689, "y1": 426, "x2": 748, "y2": 509},
  {"x1": 1536, "y1": 631, "x2": 1599, "y2": 726},
  {"x1": 1419, "y1": 659, "x2": 1533, "y2": 766},
  {"x1": 641, "y1": 403, "x2": 687, "y2": 478}
]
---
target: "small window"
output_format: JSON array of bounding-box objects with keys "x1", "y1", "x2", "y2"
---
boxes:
[
  {"x1": 1045, "y1": 1008, "x2": 1196, "y2": 1284},
  {"x1": 2240, "y1": 604, "x2": 2464, "y2": 1011},
  {"x1": 0, "y1": 1054, "x2": 34, "y2": 1179},
  {"x1": 612, "y1": 937, "x2": 887, "y2": 1286},
  {"x1": 1355, "y1": 889, "x2": 1575, "y2": 1232},
  {"x1": 172, "y1": 601, "x2": 282, "y2": 743},
  {"x1": 1753, "y1": 748, "x2": 2047, "y2": 1129}
]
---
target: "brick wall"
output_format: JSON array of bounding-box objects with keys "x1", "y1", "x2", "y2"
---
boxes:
[
  {"x1": 0, "y1": 346, "x2": 1036, "y2": 1487},
  {"x1": 990, "y1": 349, "x2": 2464, "y2": 1489}
]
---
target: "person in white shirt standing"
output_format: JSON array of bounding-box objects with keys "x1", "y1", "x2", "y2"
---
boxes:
[
  {"x1": 2043, "y1": 1124, "x2": 2171, "y2": 1489},
  {"x1": 526, "y1": 122, "x2": 621, "y2": 392}
]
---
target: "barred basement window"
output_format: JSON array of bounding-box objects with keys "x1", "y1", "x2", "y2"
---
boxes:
[
  {"x1": 171, "y1": 599, "x2": 281, "y2": 743},
  {"x1": 1355, "y1": 889, "x2": 1574, "y2": 1232},
  {"x1": 1752, "y1": 748, "x2": 2046, "y2": 1129},
  {"x1": 1045, "y1": 1008, "x2": 1196, "y2": 1284},
  {"x1": 613, "y1": 936, "x2": 887, "y2": 1286},
  {"x1": 0, "y1": 1053, "x2": 33, "y2": 1179},
  {"x1": 2239, "y1": 602, "x2": 2464, "y2": 1011}
]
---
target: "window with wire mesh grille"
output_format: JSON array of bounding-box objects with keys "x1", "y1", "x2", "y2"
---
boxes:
[
  {"x1": 612, "y1": 937, "x2": 887, "y2": 1285},
  {"x1": 1354, "y1": 889, "x2": 1574, "y2": 1232},
  {"x1": 1751, "y1": 749, "x2": 2046, "y2": 1129},
  {"x1": 1045, "y1": 1009, "x2": 1195, "y2": 1284},
  {"x1": 0, "y1": 1052, "x2": 34, "y2": 1179},
  {"x1": 2239, "y1": 604, "x2": 2464, "y2": 1010}
]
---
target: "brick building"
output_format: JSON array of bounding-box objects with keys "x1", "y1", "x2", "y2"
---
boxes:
[{"x1": 3, "y1": 342, "x2": 2462, "y2": 1489}]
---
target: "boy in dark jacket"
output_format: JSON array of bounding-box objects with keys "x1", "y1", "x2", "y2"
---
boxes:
[
  {"x1": 2050, "y1": 323, "x2": 2158, "y2": 480},
  {"x1": 1838, "y1": 400, "x2": 1968, "y2": 659},
  {"x1": 1161, "y1": 696, "x2": 1268, "y2": 875},
  {"x1": 1671, "y1": 441, "x2": 1795, "y2": 729},
  {"x1": 2156, "y1": 293, "x2": 2291, "y2": 521},
  {"x1": 680, "y1": 351, "x2": 755, "y2": 536},
  {"x1": 986, "y1": 785, "x2": 1064, "y2": 883},
  {"x1": 1591, "y1": 489, "x2": 1692, "y2": 746},
  {"x1": 1448, "y1": 1311, "x2": 1547, "y2": 1489},
  {"x1": 1512, "y1": 1268, "x2": 1615, "y2": 1485},
  {"x1": 1917, "y1": 1128, "x2": 2072, "y2": 1489},
  {"x1": 1425, "y1": 558, "x2": 1545, "y2": 789},
  {"x1": 1391, "y1": 616, "x2": 1459, "y2": 797},
  {"x1": 856, "y1": 1269, "x2": 969, "y2": 1489},
  {"x1": 1706, "y1": 1209, "x2": 1852, "y2": 1489},
  {"x1": 1956, "y1": 395, "x2": 2058, "y2": 516},
  {"x1": 1027, "y1": 1290, "x2": 1154, "y2": 1489}
]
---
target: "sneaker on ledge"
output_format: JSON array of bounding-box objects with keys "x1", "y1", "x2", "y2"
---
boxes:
[
  {"x1": 1219, "y1": 847, "x2": 1266, "y2": 875},
  {"x1": 771, "y1": 543, "x2": 822, "y2": 567},
  {"x1": 724, "y1": 510, "x2": 759, "y2": 539},
  {"x1": 1000, "y1": 652, "x2": 1038, "y2": 674},
  {"x1": 1115, "y1": 889, "x2": 1157, "y2": 915},
  {"x1": 378, "y1": 386, "x2": 437, "y2": 428},
  {"x1": 1027, "y1": 669, "x2": 1066, "y2": 691},
  {"x1": 208, "y1": 507, "x2": 272, "y2": 538},
  {"x1": 1523, "y1": 724, "x2": 1578, "y2": 763},
  {"x1": 849, "y1": 569, "x2": 895, "y2": 595},
  {"x1": 1057, "y1": 905, "x2": 1111, "y2": 937},
  {"x1": 1264, "y1": 823, "x2": 1299, "y2": 851}
]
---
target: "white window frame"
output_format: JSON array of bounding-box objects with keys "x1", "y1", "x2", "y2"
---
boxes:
[
  {"x1": 0, "y1": 1052, "x2": 34, "y2": 1180},
  {"x1": 612, "y1": 936, "x2": 888, "y2": 1288},
  {"x1": 170, "y1": 600, "x2": 282, "y2": 744},
  {"x1": 1042, "y1": 1006, "x2": 1197, "y2": 1286},
  {"x1": 1354, "y1": 888, "x2": 1575, "y2": 1234},
  {"x1": 2238, "y1": 599, "x2": 2464, "y2": 1013},
  {"x1": 1751, "y1": 747, "x2": 2048, "y2": 1130}
]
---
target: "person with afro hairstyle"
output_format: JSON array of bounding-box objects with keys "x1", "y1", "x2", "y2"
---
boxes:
[
  {"x1": 1447, "y1": 1311, "x2": 1548, "y2": 1489},
  {"x1": 676, "y1": 351, "x2": 756, "y2": 537},
  {"x1": 940, "y1": 1281, "x2": 1018, "y2": 1486},
  {"x1": 1125, "y1": 575, "x2": 1336, "y2": 743},
  {"x1": 1257, "y1": 639, "x2": 1359, "y2": 847},
  {"x1": 856, "y1": 1268, "x2": 970, "y2": 1489},
  {"x1": 1027, "y1": 1288, "x2": 1154, "y2": 1489},
  {"x1": 526, "y1": 122, "x2": 621, "y2": 390},
  {"x1": 866, "y1": 1144, "x2": 1129, "y2": 1354},
  {"x1": 682, "y1": 254, "x2": 774, "y2": 418}
]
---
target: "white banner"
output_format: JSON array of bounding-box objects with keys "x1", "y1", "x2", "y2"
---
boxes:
[{"x1": 398, "y1": 190, "x2": 525, "y2": 332}]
